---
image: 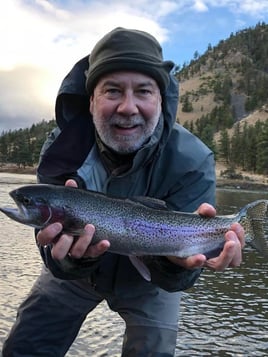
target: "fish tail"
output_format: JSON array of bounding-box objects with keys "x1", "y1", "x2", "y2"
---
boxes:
[{"x1": 239, "y1": 200, "x2": 268, "y2": 257}]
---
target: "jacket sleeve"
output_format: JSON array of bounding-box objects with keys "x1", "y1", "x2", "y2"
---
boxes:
[
  {"x1": 143, "y1": 152, "x2": 216, "y2": 292},
  {"x1": 140, "y1": 256, "x2": 202, "y2": 292}
]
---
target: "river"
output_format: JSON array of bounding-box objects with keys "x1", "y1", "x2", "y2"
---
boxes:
[{"x1": 0, "y1": 173, "x2": 267, "y2": 356}]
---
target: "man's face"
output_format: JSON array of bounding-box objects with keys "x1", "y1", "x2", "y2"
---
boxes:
[{"x1": 90, "y1": 71, "x2": 162, "y2": 154}]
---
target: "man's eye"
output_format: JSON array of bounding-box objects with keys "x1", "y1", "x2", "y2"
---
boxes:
[
  {"x1": 106, "y1": 88, "x2": 120, "y2": 95},
  {"x1": 137, "y1": 89, "x2": 151, "y2": 95}
]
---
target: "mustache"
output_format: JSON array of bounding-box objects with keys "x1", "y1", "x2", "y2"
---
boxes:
[{"x1": 109, "y1": 115, "x2": 145, "y2": 127}]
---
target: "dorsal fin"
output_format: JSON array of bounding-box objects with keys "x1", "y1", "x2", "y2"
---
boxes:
[{"x1": 126, "y1": 196, "x2": 169, "y2": 210}]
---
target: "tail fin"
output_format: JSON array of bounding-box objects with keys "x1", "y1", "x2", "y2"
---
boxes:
[{"x1": 239, "y1": 200, "x2": 268, "y2": 257}]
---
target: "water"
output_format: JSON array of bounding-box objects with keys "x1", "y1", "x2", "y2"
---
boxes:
[{"x1": 0, "y1": 173, "x2": 267, "y2": 356}]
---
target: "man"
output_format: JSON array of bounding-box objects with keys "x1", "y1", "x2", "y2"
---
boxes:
[{"x1": 2, "y1": 28, "x2": 244, "y2": 356}]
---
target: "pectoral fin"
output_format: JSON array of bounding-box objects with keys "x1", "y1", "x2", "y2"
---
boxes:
[{"x1": 129, "y1": 255, "x2": 151, "y2": 281}]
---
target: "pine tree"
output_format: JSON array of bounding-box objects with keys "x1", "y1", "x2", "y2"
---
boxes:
[
  {"x1": 218, "y1": 129, "x2": 230, "y2": 164},
  {"x1": 256, "y1": 120, "x2": 268, "y2": 174}
]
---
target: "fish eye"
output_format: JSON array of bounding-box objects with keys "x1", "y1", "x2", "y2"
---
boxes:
[
  {"x1": 15, "y1": 192, "x2": 32, "y2": 206},
  {"x1": 22, "y1": 197, "x2": 32, "y2": 206}
]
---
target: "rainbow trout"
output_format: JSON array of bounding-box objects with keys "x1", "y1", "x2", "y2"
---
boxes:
[{"x1": 1, "y1": 184, "x2": 268, "y2": 259}]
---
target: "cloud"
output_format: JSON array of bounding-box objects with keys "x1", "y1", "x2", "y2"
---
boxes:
[
  {"x1": 0, "y1": 65, "x2": 55, "y2": 132},
  {"x1": 1, "y1": 0, "x2": 267, "y2": 131},
  {"x1": 2, "y1": 1, "x2": 177, "y2": 76},
  {"x1": 2, "y1": 0, "x2": 268, "y2": 74},
  {"x1": 239, "y1": 0, "x2": 268, "y2": 15},
  {"x1": 1, "y1": 0, "x2": 173, "y2": 130},
  {"x1": 198, "y1": 0, "x2": 268, "y2": 16},
  {"x1": 193, "y1": 1, "x2": 209, "y2": 12}
]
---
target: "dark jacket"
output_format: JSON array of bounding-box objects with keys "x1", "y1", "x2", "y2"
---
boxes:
[{"x1": 36, "y1": 55, "x2": 216, "y2": 292}]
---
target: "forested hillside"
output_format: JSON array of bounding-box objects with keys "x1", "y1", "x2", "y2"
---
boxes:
[
  {"x1": 177, "y1": 21, "x2": 268, "y2": 175},
  {"x1": 0, "y1": 22, "x2": 267, "y2": 175},
  {"x1": 0, "y1": 120, "x2": 56, "y2": 169}
]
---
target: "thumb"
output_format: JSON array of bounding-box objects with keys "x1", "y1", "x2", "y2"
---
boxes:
[{"x1": 65, "y1": 179, "x2": 78, "y2": 188}]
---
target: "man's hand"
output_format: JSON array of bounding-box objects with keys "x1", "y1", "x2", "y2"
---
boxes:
[
  {"x1": 36, "y1": 179, "x2": 110, "y2": 260},
  {"x1": 167, "y1": 203, "x2": 245, "y2": 271}
]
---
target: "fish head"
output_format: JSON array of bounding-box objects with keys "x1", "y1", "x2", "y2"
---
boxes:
[{"x1": 0, "y1": 186, "x2": 54, "y2": 229}]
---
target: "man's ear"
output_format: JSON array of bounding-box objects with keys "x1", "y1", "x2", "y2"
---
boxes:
[{"x1": 89, "y1": 95, "x2": 94, "y2": 114}]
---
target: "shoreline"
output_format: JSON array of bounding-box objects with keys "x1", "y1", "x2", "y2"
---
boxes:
[
  {"x1": 0, "y1": 166, "x2": 37, "y2": 175},
  {"x1": 0, "y1": 166, "x2": 267, "y2": 192},
  {"x1": 216, "y1": 178, "x2": 268, "y2": 192}
]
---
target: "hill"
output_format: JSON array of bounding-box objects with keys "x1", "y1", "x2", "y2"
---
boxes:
[
  {"x1": 176, "y1": 22, "x2": 268, "y2": 178},
  {"x1": 177, "y1": 21, "x2": 268, "y2": 125}
]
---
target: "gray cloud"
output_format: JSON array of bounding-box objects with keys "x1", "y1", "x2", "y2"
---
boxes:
[
  {"x1": 1, "y1": 0, "x2": 267, "y2": 132},
  {"x1": 0, "y1": 66, "x2": 55, "y2": 132},
  {"x1": 1, "y1": 1, "x2": 174, "y2": 132}
]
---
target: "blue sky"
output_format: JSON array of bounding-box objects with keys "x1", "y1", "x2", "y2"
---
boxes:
[{"x1": 1, "y1": 0, "x2": 268, "y2": 131}]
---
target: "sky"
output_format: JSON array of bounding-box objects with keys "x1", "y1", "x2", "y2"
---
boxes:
[{"x1": 1, "y1": 0, "x2": 268, "y2": 132}]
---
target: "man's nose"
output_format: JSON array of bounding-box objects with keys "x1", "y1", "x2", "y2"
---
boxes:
[{"x1": 117, "y1": 93, "x2": 139, "y2": 116}]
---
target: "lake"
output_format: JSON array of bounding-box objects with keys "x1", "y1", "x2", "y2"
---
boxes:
[{"x1": 0, "y1": 173, "x2": 267, "y2": 356}]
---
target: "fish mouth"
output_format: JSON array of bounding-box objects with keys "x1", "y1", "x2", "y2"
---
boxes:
[
  {"x1": 0, "y1": 189, "x2": 33, "y2": 223},
  {"x1": 0, "y1": 189, "x2": 53, "y2": 228},
  {"x1": 6, "y1": 189, "x2": 34, "y2": 223},
  {"x1": 0, "y1": 203, "x2": 52, "y2": 228},
  {"x1": 0, "y1": 206, "x2": 26, "y2": 223}
]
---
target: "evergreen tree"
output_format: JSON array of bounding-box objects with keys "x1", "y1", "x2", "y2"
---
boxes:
[
  {"x1": 0, "y1": 119, "x2": 56, "y2": 167},
  {"x1": 256, "y1": 120, "x2": 268, "y2": 174},
  {"x1": 181, "y1": 94, "x2": 193, "y2": 112},
  {"x1": 218, "y1": 129, "x2": 230, "y2": 164}
]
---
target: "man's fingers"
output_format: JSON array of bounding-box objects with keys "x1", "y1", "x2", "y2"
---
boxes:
[
  {"x1": 37, "y1": 180, "x2": 110, "y2": 261},
  {"x1": 65, "y1": 179, "x2": 78, "y2": 188},
  {"x1": 67, "y1": 224, "x2": 110, "y2": 259},
  {"x1": 69, "y1": 224, "x2": 96, "y2": 258},
  {"x1": 197, "y1": 203, "x2": 216, "y2": 217},
  {"x1": 37, "y1": 222, "x2": 63, "y2": 245},
  {"x1": 167, "y1": 254, "x2": 206, "y2": 269},
  {"x1": 230, "y1": 222, "x2": 245, "y2": 248},
  {"x1": 205, "y1": 231, "x2": 242, "y2": 271},
  {"x1": 83, "y1": 240, "x2": 110, "y2": 258},
  {"x1": 51, "y1": 234, "x2": 74, "y2": 260},
  {"x1": 224, "y1": 230, "x2": 242, "y2": 267}
]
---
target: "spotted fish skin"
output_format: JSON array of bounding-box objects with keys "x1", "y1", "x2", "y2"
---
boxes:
[{"x1": 0, "y1": 184, "x2": 267, "y2": 259}]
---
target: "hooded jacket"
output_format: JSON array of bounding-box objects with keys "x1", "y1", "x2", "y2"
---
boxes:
[{"x1": 36, "y1": 55, "x2": 216, "y2": 292}]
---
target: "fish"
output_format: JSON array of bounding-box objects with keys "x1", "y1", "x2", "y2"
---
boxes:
[{"x1": 0, "y1": 184, "x2": 268, "y2": 261}]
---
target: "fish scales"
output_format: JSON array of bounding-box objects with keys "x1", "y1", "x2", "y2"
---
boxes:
[{"x1": 0, "y1": 184, "x2": 268, "y2": 259}]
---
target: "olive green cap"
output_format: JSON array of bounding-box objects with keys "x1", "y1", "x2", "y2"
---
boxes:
[{"x1": 85, "y1": 27, "x2": 174, "y2": 94}]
